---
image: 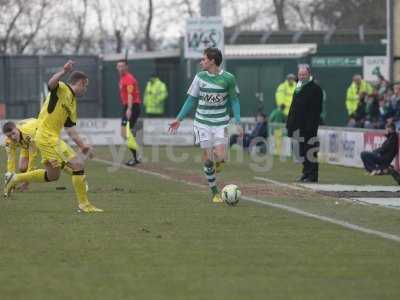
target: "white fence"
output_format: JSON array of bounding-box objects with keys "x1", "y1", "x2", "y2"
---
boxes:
[{"x1": 1, "y1": 118, "x2": 397, "y2": 169}]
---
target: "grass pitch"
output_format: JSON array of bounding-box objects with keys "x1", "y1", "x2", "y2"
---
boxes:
[{"x1": 1, "y1": 146, "x2": 400, "y2": 300}]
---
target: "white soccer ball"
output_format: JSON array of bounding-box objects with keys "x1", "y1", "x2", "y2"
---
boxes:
[{"x1": 221, "y1": 184, "x2": 241, "y2": 206}]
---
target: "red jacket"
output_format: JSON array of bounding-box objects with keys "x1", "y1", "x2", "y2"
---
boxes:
[{"x1": 119, "y1": 72, "x2": 141, "y2": 105}]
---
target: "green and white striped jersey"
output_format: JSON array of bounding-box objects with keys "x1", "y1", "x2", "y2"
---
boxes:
[{"x1": 188, "y1": 70, "x2": 239, "y2": 128}]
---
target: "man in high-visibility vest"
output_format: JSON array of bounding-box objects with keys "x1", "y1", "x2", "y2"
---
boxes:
[
  {"x1": 345, "y1": 74, "x2": 373, "y2": 116},
  {"x1": 275, "y1": 73, "x2": 296, "y2": 116},
  {"x1": 144, "y1": 75, "x2": 168, "y2": 117}
]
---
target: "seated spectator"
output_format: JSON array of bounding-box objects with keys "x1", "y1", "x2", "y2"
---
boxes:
[
  {"x1": 360, "y1": 123, "x2": 398, "y2": 176},
  {"x1": 378, "y1": 98, "x2": 394, "y2": 129},
  {"x1": 376, "y1": 75, "x2": 389, "y2": 97},
  {"x1": 269, "y1": 104, "x2": 286, "y2": 123},
  {"x1": 230, "y1": 112, "x2": 268, "y2": 151},
  {"x1": 364, "y1": 92, "x2": 380, "y2": 129},
  {"x1": 391, "y1": 84, "x2": 400, "y2": 129},
  {"x1": 348, "y1": 97, "x2": 367, "y2": 127}
]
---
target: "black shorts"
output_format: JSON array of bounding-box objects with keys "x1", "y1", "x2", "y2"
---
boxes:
[{"x1": 121, "y1": 103, "x2": 141, "y2": 128}]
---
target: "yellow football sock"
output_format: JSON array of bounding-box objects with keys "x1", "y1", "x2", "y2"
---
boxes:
[
  {"x1": 15, "y1": 169, "x2": 47, "y2": 183},
  {"x1": 72, "y1": 172, "x2": 90, "y2": 206}
]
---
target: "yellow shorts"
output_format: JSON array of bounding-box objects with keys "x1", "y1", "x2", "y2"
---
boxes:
[{"x1": 36, "y1": 138, "x2": 76, "y2": 168}]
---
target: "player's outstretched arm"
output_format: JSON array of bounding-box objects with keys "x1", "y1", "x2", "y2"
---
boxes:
[
  {"x1": 168, "y1": 95, "x2": 198, "y2": 134},
  {"x1": 65, "y1": 126, "x2": 94, "y2": 159},
  {"x1": 230, "y1": 97, "x2": 243, "y2": 136},
  {"x1": 48, "y1": 60, "x2": 75, "y2": 90}
]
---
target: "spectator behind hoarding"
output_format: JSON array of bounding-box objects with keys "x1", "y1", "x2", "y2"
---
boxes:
[
  {"x1": 229, "y1": 112, "x2": 268, "y2": 151},
  {"x1": 364, "y1": 91, "x2": 380, "y2": 129},
  {"x1": 275, "y1": 74, "x2": 296, "y2": 116},
  {"x1": 346, "y1": 74, "x2": 373, "y2": 118},
  {"x1": 348, "y1": 96, "x2": 367, "y2": 128},
  {"x1": 391, "y1": 84, "x2": 400, "y2": 129},
  {"x1": 269, "y1": 104, "x2": 286, "y2": 123},
  {"x1": 143, "y1": 74, "x2": 168, "y2": 117}
]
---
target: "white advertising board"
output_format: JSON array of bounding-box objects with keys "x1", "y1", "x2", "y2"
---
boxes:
[
  {"x1": 339, "y1": 131, "x2": 364, "y2": 167},
  {"x1": 184, "y1": 17, "x2": 224, "y2": 59},
  {"x1": 1, "y1": 119, "x2": 124, "y2": 146},
  {"x1": 318, "y1": 129, "x2": 364, "y2": 167},
  {"x1": 61, "y1": 118, "x2": 124, "y2": 146},
  {"x1": 143, "y1": 118, "x2": 194, "y2": 146}
]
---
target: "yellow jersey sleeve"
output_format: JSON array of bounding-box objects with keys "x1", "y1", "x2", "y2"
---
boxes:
[
  {"x1": 4, "y1": 138, "x2": 17, "y2": 173},
  {"x1": 27, "y1": 144, "x2": 37, "y2": 172}
]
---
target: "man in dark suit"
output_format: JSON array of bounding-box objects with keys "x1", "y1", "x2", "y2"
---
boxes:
[{"x1": 286, "y1": 65, "x2": 323, "y2": 182}]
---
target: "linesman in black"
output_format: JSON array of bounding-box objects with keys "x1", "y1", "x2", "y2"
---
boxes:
[{"x1": 286, "y1": 65, "x2": 323, "y2": 182}]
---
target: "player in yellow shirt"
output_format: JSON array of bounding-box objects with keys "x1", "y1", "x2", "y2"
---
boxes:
[
  {"x1": 4, "y1": 60, "x2": 102, "y2": 213},
  {"x1": 3, "y1": 118, "x2": 38, "y2": 190}
]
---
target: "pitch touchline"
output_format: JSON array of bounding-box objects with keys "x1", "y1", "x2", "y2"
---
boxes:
[
  {"x1": 93, "y1": 158, "x2": 400, "y2": 243},
  {"x1": 254, "y1": 176, "x2": 306, "y2": 190}
]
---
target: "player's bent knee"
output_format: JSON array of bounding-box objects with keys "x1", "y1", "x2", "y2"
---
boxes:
[{"x1": 45, "y1": 171, "x2": 59, "y2": 182}]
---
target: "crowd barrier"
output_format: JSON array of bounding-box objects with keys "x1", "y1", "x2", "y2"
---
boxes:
[
  {"x1": 268, "y1": 123, "x2": 398, "y2": 169},
  {"x1": 1, "y1": 118, "x2": 397, "y2": 170}
]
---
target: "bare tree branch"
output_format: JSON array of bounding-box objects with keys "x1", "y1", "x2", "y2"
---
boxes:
[
  {"x1": 17, "y1": 0, "x2": 49, "y2": 53},
  {"x1": 145, "y1": 0, "x2": 154, "y2": 51},
  {"x1": 73, "y1": 0, "x2": 88, "y2": 53},
  {"x1": 272, "y1": 0, "x2": 287, "y2": 30},
  {"x1": 1, "y1": 1, "x2": 24, "y2": 53}
]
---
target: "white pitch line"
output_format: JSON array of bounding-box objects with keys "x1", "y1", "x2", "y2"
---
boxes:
[
  {"x1": 241, "y1": 195, "x2": 400, "y2": 242},
  {"x1": 254, "y1": 176, "x2": 305, "y2": 190},
  {"x1": 93, "y1": 159, "x2": 400, "y2": 243},
  {"x1": 298, "y1": 183, "x2": 400, "y2": 192}
]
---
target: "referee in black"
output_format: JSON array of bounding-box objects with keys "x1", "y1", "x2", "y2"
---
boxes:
[{"x1": 286, "y1": 64, "x2": 323, "y2": 183}]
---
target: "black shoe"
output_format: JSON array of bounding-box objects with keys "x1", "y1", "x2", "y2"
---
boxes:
[
  {"x1": 125, "y1": 159, "x2": 138, "y2": 167},
  {"x1": 388, "y1": 166, "x2": 400, "y2": 185},
  {"x1": 301, "y1": 177, "x2": 318, "y2": 183},
  {"x1": 296, "y1": 174, "x2": 308, "y2": 182}
]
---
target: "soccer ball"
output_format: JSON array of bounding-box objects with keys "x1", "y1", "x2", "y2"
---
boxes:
[{"x1": 221, "y1": 184, "x2": 241, "y2": 206}]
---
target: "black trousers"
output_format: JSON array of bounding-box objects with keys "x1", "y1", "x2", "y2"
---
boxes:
[
  {"x1": 121, "y1": 103, "x2": 141, "y2": 130},
  {"x1": 298, "y1": 132, "x2": 319, "y2": 180},
  {"x1": 360, "y1": 151, "x2": 388, "y2": 172}
]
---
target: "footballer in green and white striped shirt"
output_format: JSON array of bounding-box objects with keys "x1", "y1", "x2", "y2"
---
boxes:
[{"x1": 169, "y1": 47, "x2": 242, "y2": 203}]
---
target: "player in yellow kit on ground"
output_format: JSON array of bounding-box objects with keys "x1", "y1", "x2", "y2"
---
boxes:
[
  {"x1": 3, "y1": 118, "x2": 38, "y2": 191},
  {"x1": 4, "y1": 60, "x2": 102, "y2": 213}
]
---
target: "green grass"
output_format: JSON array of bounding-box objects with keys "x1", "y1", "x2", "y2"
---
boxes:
[{"x1": 1, "y1": 146, "x2": 400, "y2": 300}]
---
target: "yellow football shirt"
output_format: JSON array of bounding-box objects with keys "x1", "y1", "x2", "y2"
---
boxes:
[
  {"x1": 4, "y1": 118, "x2": 38, "y2": 172},
  {"x1": 35, "y1": 81, "x2": 77, "y2": 143}
]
